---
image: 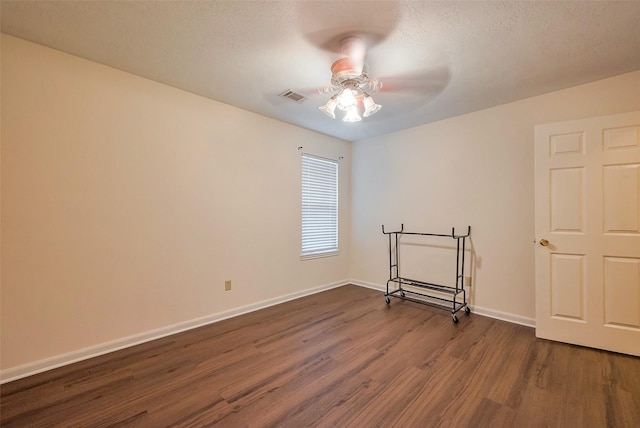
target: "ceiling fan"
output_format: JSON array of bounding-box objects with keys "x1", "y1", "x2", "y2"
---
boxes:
[{"x1": 317, "y1": 36, "x2": 382, "y2": 123}]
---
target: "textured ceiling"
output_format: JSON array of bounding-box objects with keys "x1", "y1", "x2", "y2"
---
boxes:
[{"x1": 2, "y1": 1, "x2": 640, "y2": 142}]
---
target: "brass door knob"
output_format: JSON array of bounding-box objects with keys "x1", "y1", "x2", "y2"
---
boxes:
[{"x1": 539, "y1": 239, "x2": 549, "y2": 246}]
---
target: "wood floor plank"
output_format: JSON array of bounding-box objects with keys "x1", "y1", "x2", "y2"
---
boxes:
[{"x1": 1, "y1": 285, "x2": 639, "y2": 427}]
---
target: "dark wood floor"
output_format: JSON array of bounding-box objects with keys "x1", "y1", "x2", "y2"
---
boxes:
[{"x1": 1, "y1": 285, "x2": 639, "y2": 427}]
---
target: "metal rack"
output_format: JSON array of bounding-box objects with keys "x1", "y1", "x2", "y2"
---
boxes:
[{"x1": 382, "y1": 224, "x2": 471, "y2": 323}]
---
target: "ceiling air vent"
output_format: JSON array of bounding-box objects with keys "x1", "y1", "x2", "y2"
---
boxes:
[{"x1": 279, "y1": 89, "x2": 307, "y2": 103}]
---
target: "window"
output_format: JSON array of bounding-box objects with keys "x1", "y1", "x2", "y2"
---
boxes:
[{"x1": 301, "y1": 153, "x2": 338, "y2": 258}]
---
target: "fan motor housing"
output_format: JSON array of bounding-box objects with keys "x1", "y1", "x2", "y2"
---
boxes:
[{"x1": 331, "y1": 58, "x2": 372, "y2": 88}]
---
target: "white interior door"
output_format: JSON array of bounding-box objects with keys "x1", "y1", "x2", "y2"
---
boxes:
[{"x1": 535, "y1": 111, "x2": 640, "y2": 356}]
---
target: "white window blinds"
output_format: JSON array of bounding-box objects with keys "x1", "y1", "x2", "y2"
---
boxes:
[{"x1": 301, "y1": 154, "x2": 338, "y2": 258}]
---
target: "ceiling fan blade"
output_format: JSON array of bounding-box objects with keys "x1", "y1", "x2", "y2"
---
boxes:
[
  {"x1": 297, "y1": 0, "x2": 400, "y2": 48},
  {"x1": 293, "y1": 85, "x2": 338, "y2": 99},
  {"x1": 378, "y1": 67, "x2": 451, "y2": 96}
]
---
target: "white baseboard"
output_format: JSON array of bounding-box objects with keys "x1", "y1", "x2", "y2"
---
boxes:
[
  {"x1": 349, "y1": 279, "x2": 535, "y2": 328},
  {"x1": 348, "y1": 279, "x2": 385, "y2": 291},
  {"x1": 0, "y1": 280, "x2": 349, "y2": 384},
  {"x1": 1, "y1": 279, "x2": 534, "y2": 384},
  {"x1": 470, "y1": 305, "x2": 535, "y2": 328}
]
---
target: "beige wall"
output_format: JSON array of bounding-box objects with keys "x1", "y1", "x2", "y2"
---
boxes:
[
  {"x1": 349, "y1": 70, "x2": 640, "y2": 321},
  {"x1": 0, "y1": 35, "x2": 351, "y2": 370}
]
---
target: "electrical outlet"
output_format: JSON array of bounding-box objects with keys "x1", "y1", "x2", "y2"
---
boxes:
[
  {"x1": 465, "y1": 276, "x2": 472, "y2": 287},
  {"x1": 225, "y1": 280, "x2": 232, "y2": 291}
]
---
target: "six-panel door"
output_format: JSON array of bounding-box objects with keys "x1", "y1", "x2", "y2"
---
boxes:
[{"x1": 535, "y1": 111, "x2": 640, "y2": 356}]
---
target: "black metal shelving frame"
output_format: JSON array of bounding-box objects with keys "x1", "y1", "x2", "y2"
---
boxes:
[{"x1": 382, "y1": 224, "x2": 471, "y2": 323}]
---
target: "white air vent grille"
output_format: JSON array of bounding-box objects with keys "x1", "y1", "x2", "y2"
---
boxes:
[{"x1": 279, "y1": 90, "x2": 307, "y2": 103}]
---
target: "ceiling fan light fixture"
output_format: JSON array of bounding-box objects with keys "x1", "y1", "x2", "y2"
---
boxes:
[
  {"x1": 362, "y1": 93, "x2": 382, "y2": 117},
  {"x1": 336, "y1": 88, "x2": 357, "y2": 111},
  {"x1": 319, "y1": 95, "x2": 338, "y2": 119},
  {"x1": 343, "y1": 106, "x2": 362, "y2": 123},
  {"x1": 318, "y1": 36, "x2": 382, "y2": 123}
]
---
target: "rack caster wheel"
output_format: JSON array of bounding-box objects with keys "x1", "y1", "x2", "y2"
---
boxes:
[
  {"x1": 385, "y1": 297, "x2": 390, "y2": 304},
  {"x1": 400, "y1": 291, "x2": 406, "y2": 297},
  {"x1": 452, "y1": 314, "x2": 459, "y2": 323},
  {"x1": 464, "y1": 306, "x2": 471, "y2": 315}
]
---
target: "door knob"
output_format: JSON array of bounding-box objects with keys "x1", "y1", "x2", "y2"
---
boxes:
[{"x1": 539, "y1": 239, "x2": 549, "y2": 246}]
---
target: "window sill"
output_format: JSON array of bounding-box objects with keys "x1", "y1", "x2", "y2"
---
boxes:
[{"x1": 300, "y1": 251, "x2": 340, "y2": 261}]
